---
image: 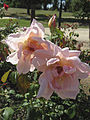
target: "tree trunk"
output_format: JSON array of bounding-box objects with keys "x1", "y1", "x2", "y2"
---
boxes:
[
  {"x1": 43, "y1": 0, "x2": 47, "y2": 10},
  {"x1": 31, "y1": 9, "x2": 35, "y2": 23},
  {"x1": 58, "y1": 0, "x2": 62, "y2": 27},
  {"x1": 27, "y1": 6, "x2": 30, "y2": 15},
  {"x1": 53, "y1": 0, "x2": 58, "y2": 10},
  {"x1": 44, "y1": 4, "x2": 47, "y2": 10}
]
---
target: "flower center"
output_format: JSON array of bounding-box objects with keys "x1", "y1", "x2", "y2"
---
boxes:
[
  {"x1": 56, "y1": 66, "x2": 63, "y2": 74},
  {"x1": 29, "y1": 47, "x2": 35, "y2": 52}
]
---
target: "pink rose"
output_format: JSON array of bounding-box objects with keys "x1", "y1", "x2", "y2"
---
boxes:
[
  {"x1": 33, "y1": 46, "x2": 90, "y2": 99},
  {"x1": 6, "y1": 19, "x2": 48, "y2": 74},
  {"x1": 3, "y1": 3, "x2": 9, "y2": 11}
]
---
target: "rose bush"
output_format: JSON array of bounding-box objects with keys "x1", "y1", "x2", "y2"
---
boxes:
[
  {"x1": 0, "y1": 15, "x2": 90, "y2": 120},
  {"x1": 5, "y1": 19, "x2": 90, "y2": 100}
]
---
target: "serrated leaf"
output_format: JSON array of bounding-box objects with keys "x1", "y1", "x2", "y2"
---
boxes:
[
  {"x1": 64, "y1": 105, "x2": 76, "y2": 119},
  {"x1": 1, "y1": 70, "x2": 11, "y2": 83}
]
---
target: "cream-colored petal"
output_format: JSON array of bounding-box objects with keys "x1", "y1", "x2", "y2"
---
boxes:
[
  {"x1": 5, "y1": 32, "x2": 25, "y2": 50},
  {"x1": 47, "y1": 58, "x2": 60, "y2": 66},
  {"x1": 17, "y1": 55, "x2": 32, "y2": 74},
  {"x1": 63, "y1": 66, "x2": 76, "y2": 74},
  {"x1": 6, "y1": 52, "x2": 18, "y2": 65},
  {"x1": 37, "y1": 71, "x2": 53, "y2": 100},
  {"x1": 55, "y1": 74, "x2": 80, "y2": 99},
  {"x1": 32, "y1": 49, "x2": 52, "y2": 71},
  {"x1": 29, "y1": 19, "x2": 45, "y2": 38},
  {"x1": 62, "y1": 47, "x2": 69, "y2": 57},
  {"x1": 69, "y1": 50, "x2": 81, "y2": 57}
]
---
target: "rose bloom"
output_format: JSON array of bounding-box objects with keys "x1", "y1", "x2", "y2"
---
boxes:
[
  {"x1": 6, "y1": 19, "x2": 48, "y2": 74},
  {"x1": 3, "y1": 3, "x2": 9, "y2": 10},
  {"x1": 32, "y1": 45, "x2": 90, "y2": 99}
]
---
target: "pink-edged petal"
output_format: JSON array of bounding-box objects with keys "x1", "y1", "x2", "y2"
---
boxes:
[
  {"x1": 63, "y1": 66, "x2": 76, "y2": 74},
  {"x1": 32, "y1": 56, "x2": 47, "y2": 72},
  {"x1": 31, "y1": 37, "x2": 45, "y2": 43},
  {"x1": 69, "y1": 50, "x2": 81, "y2": 57},
  {"x1": 17, "y1": 42, "x2": 23, "y2": 59},
  {"x1": 5, "y1": 32, "x2": 25, "y2": 50},
  {"x1": 58, "y1": 90, "x2": 79, "y2": 99},
  {"x1": 37, "y1": 71, "x2": 53, "y2": 100},
  {"x1": 67, "y1": 56, "x2": 90, "y2": 74},
  {"x1": 67, "y1": 56, "x2": 81, "y2": 66},
  {"x1": 44, "y1": 40, "x2": 61, "y2": 57},
  {"x1": 76, "y1": 69, "x2": 88, "y2": 79},
  {"x1": 17, "y1": 55, "x2": 34, "y2": 74},
  {"x1": 47, "y1": 58, "x2": 60, "y2": 66},
  {"x1": 62, "y1": 47, "x2": 69, "y2": 57},
  {"x1": 77, "y1": 62, "x2": 90, "y2": 74},
  {"x1": 6, "y1": 52, "x2": 18, "y2": 65},
  {"x1": 32, "y1": 49, "x2": 52, "y2": 71},
  {"x1": 55, "y1": 74, "x2": 80, "y2": 99},
  {"x1": 32, "y1": 19, "x2": 45, "y2": 37},
  {"x1": 29, "y1": 19, "x2": 45, "y2": 38}
]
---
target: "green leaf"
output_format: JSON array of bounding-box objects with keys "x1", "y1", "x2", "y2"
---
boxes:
[
  {"x1": 56, "y1": 28, "x2": 64, "y2": 40},
  {"x1": 9, "y1": 90, "x2": 15, "y2": 95},
  {"x1": 17, "y1": 74, "x2": 30, "y2": 94},
  {"x1": 69, "y1": 32, "x2": 74, "y2": 37},
  {"x1": 1, "y1": 70, "x2": 11, "y2": 83},
  {"x1": 9, "y1": 71, "x2": 18, "y2": 84},
  {"x1": 3, "y1": 107, "x2": 14, "y2": 120},
  {"x1": 51, "y1": 35, "x2": 58, "y2": 39},
  {"x1": 64, "y1": 105, "x2": 76, "y2": 119}
]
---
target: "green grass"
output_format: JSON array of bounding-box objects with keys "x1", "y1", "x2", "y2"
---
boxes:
[
  {"x1": 0, "y1": 19, "x2": 30, "y2": 27},
  {"x1": 4, "y1": 8, "x2": 73, "y2": 18},
  {"x1": 0, "y1": 19, "x2": 49, "y2": 27},
  {"x1": 0, "y1": 8, "x2": 89, "y2": 28}
]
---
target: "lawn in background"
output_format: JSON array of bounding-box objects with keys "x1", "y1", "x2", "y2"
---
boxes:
[{"x1": 0, "y1": 8, "x2": 89, "y2": 28}]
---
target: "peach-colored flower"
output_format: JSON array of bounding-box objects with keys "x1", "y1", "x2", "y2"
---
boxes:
[
  {"x1": 6, "y1": 19, "x2": 48, "y2": 74},
  {"x1": 33, "y1": 46, "x2": 90, "y2": 99}
]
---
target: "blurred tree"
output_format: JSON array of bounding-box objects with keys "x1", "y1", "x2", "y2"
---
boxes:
[
  {"x1": 64, "y1": 0, "x2": 71, "y2": 12},
  {"x1": 71, "y1": 0, "x2": 90, "y2": 19},
  {"x1": 59, "y1": 0, "x2": 63, "y2": 27},
  {"x1": 53, "y1": 0, "x2": 58, "y2": 10},
  {"x1": 41, "y1": 0, "x2": 52, "y2": 10}
]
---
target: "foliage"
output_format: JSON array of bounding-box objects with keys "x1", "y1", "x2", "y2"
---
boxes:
[
  {"x1": 0, "y1": 19, "x2": 19, "y2": 40},
  {"x1": 64, "y1": 0, "x2": 72, "y2": 12},
  {"x1": 47, "y1": 23, "x2": 79, "y2": 50},
  {"x1": 0, "y1": 7, "x2": 5, "y2": 18},
  {"x1": 0, "y1": 70, "x2": 90, "y2": 120},
  {"x1": 0, "y1": 18, "x2": 90, "y2": 120},
  {"x1": 71, "y1": 0, "x2": 90, "y2": 19}
]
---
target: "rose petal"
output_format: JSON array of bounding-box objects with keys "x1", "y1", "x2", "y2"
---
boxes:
[
  {"x1": 67, "y1": 56, "x2": 90, "y2": 74},
  {"x1": 69, "y1": 50, "x2": 81, "y2": 57},
  {"x1": 77, "y1": 62, "x2": 90, "y2": 74},
  {"x1": 63, "y1": 66, "x2": 76, "y2": 74},
  {"x1": 55, "y1": 74, "x2": 80, "y2": 99},
  {"x1": 5, "y1": 32, "x2": 25, "y2": 50},
  {"x1": 47, "y1": 58, "x2": 60, "y2": 66},
  {"x1": 75, "y1": 69, "x2": 88, "y2": 79},
  {"x1": 62, "y1": 47, "x2": 69, "y2": 57},
  {"x1": 37, "y1": 71, "x2": 53, "y2": 99},
  {"x1": 32, "y1": 49, "x2": 52, "y2": 71},
  {"x1": 29, "y1": 19, "x2": 45, "y2": 38},
  {"x1": 6, "y1": 52, "x2": 18, "y2": 65},
  {"x1": 17, "y1": 55, "x2": 34, "y2": 74}
]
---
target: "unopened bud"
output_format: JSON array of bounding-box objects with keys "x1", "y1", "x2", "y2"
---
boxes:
[{"x1": 48, "y1": 14, "x2": 56, "y2": 28}]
